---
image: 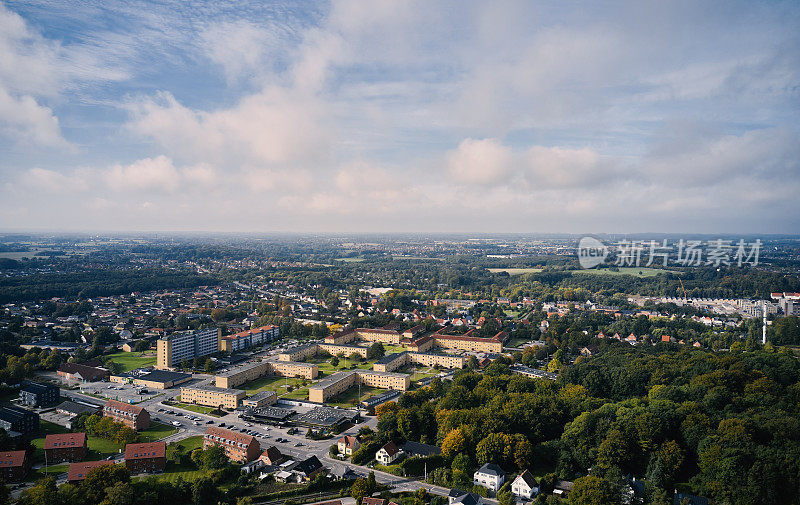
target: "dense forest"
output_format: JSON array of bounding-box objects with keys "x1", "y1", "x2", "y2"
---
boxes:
[{"x1": 369, "y1": 346, "x2": 800, "y2": 505}]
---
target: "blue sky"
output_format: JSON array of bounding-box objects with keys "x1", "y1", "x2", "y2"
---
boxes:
[{"x1": 1, "y1": 0, "x2": 798, "y2": 233}]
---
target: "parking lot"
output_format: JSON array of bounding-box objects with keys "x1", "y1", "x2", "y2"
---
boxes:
[{"x1": 76, "y1": 380, "x2": 165, "y2": 404}]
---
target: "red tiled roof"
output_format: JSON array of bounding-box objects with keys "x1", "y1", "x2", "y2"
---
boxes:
[
  {"x1": 105, "y1": 399, "x2": 146, "y2": 416},
  {"x1": 124, "y1": 441, "x2": 166, "y2": 460},
  {"x1": 0, "y1": 451, "x2": 26, "y2": 468},
  {"x1": 205, "y1": 426, "x2": 257, "y2": 446},
  {"x1": 380, "y1": 441, "x2": 400, "y2": 456},
  {"x1": 363, "y1": 498, "x2": 386, "y2": 505},
  {"x1": 45, "y1": 432, "x2": 87, "y2": 450},
  {"x1": 222, "y1": 325, "x2": 276, "y2": 341},
  {"x1": 67, "y1": 460, "x2": 114, "y2": 481}
]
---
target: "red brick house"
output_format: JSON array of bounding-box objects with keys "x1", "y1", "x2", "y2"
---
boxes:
[
  {"x1": 0, "y1": 451, "x2": 29, "y2": 482},
  {"x1": 67, "y1": 460, "x2": 116, "y2": 483},
  {"x1": 124, "y1": 441, "x2": 166, "y2": 474},
  {"x1": 103, "y1": 400, "x2": 150, "y2": 430},
  {"x1": 44, "y1": 432, "x2": 87, "y2": 463},
  {"x1": 203, "y1": 426, "x2": 260, "y2": 463}
]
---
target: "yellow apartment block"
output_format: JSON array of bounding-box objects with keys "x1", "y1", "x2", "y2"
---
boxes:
[
  {"x1": 308, "y1": 369, "x2": 410, "y2": 403},
  {"x1": 433, "y1": 331, "x2": 506, "y2": 353},
  {"x1": 325, "y1": 328, "x2": 402, "y2": 345},
  {"x1": 181, "y1": 385, "x2": 246, "y2": 409},
  {"x1": 277, "y1": 343, "x2": 319, "y2": 362},
  {"x1": 373, "y1": 352, "x2": 465, "y2": 372},
  {"x1": 215, "y1": 360, "x2": 318, "y2": 389},
  {"x1": 318, "y1": 343, "x2": 368, "y2": 358}
]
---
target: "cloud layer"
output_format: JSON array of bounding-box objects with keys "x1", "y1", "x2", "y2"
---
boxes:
[{"x1": 1, "y1": 0, "x2": 798, "y2": 233}]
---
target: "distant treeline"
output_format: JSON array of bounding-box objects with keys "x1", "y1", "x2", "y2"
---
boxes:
[{"x1": 0, "y1": 268, "x2": 219, "y2": 303}]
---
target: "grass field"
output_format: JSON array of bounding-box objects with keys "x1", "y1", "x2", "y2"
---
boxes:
[
  {"x1": 27, "y1": 463, "x2": 70, "y2": 481},
  {"x1": 106, "y1": 351, "x2": 156, "y2": 371},
  {"x1": 392, "y1": 256, "x2": 445, "y2": 261},
  {"x1": 572, "y1": 266, "x2": 670, "y2": 277},
  {"x1": 487, "y1": 267, "x2": 543, "y2": 275},
  {"x1": 326, "y1": 386, "x2": 387, "y2": 408},
  {"x1": 334, "y1": 257, "x2": 365, "y2": 262},
  {"x1": 166, "y1": 401, "x2": 224, "y2": 416},
  {"x1": 139, "y1": 421, "x2": 178, "y2": 442},
  {"x1": 242, "y1": 376, "x2": 307, "y2": 395}
]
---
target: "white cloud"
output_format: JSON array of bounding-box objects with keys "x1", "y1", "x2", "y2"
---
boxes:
[
  {"x1": 446, "y1": 138, "x2": 514, "y2": 185},
  {"x1": 104, "y1": 155, "x2": 181, "y2": 192},
  {"x1": 0, "y1": 88, "x2": 72, "y2": 149},
  {"x1": 198, "y1": 20, "x2": 283, "y2": 84}
]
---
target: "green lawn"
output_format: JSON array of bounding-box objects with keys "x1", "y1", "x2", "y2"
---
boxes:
[
  {"x1": 168, "y1": 435, "x2": 203, "y2": 454},
  {"x1": 242, "y1": 376, "x2": 307, "y2": 395},
  {"x1": 106, "y1": 351, "x2": 157, "y2": 372},
  {"x1": 487, "y1": 268, "x2": 543, "y2": 275},
  {"x1": 165, "y1": 401, "x2": 224, "y2": 417},
  {"x1": 572, "y1": 267, "x2": 671, "y2": 277},
  {"x1": 139, "y1": 421, "x2": 178, "y2": 442},
  {"x1": 27, "y1": 463, "x2": 70, "y2": 482},
  {"x1": 327, "y1": 386, "x2": 387, "y2": 408},
  {"x1": 334, "y1": 257, "x2": 365, "y2": 262},
  {"x1": 154, "y1": 436, "x2": 206, "y2": 483}
]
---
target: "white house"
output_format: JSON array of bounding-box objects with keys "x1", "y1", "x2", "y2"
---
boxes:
[
  {"x1": 375, "y1": 441, "x2": 402, "y2": 465},
  {"x1": 473, "y1": 463, "x2": 505, "y2": 493},
  {"x1": 511, "y1": 470, "x2": 539, "y2": 500}
]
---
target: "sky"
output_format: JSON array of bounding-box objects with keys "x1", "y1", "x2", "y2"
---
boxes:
[{"x1": 0, "y1": 0, "x2": 798, "y2": 234}]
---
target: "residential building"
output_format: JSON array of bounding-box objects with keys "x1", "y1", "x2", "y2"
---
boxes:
[
  {"x1": 337, "y1": 435, "x2": 360, "y2": 456},
  {"x1": 0, "y1": 404, "x2": 39, "y2": 437},
  {"x1": 259, "y1": 446, "x2": 284, "y2": 466},
  {"x1": 308, "y1": 370, "x2": 409, "y2": 403},
  {"x1": 156, "y1": 327, "x2": 221, "y2": 369},
  {"x1": 511, "y1": 470, "x2": 539, "y2": 500},
  {"x1": 294, "y1": 455, "x2": 324, "y2": 481},
  {"x1": 474, "y1": 463, "x2": 505, "y2": 492},
  {"x1": 56, "y1": 400, "x2": 101, "y2": 418},
  {"x1": 215, "y1": 359, "x2": 318, "y2": 388},
  {"x1": 110, "y1": 370, "x2": 192, "y2": 389},
  {"x1": 181, "y1": 385, "x2": 246, "y2": 409},
  {"x1": 203, "y1": 426, "x2": 261, "y2": 463},
  {"x1": 44, "y1": 433, "x2": 87, "y2": 463},
  {"x1": 124, "y1": 441, "x2": 166, "y2": 474},
  {"x1": 67, "y1": 460, "x2": 115, "y2": 483},
  {"x1": 19, "y1": 381, "x2": 60, "y2": 407},
  {"x1": 220, "y1": 325, "x2": 280, "y2": 352},
  {"x1": 103, "y1": 399, "x2": 150, "y2": 430},
  {"x1": 0, "y1": 451, "x2": 28, "y2": 482},
  {"x1": 448, "y1": 490, "x2": 483, "y2": 505},
  {"x1": 376, "y1": 441, "x2": 402, "y2": 465}
]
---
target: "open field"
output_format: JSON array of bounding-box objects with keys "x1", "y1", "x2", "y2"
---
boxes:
[
  {"x1": 326, "y1": 386, "x2": 386, "y2": 408},
  {"x1": 27, "y1": 463, "x2": 70, "y2": 481},
  {"x1": 572, "y1": 266, "x2": 671, "y2": 277},
  {"x1": 106, "y1": 351, "x2": 156, "y2": 371},
  {"x1": 242, "y1": 376, "x2": 307, "y2": 395},
  {"x1": 392, "y1": 256, "x2": 445, "y2": 261},
  {"x1": 334, "y1": 257, "x2": 365, "y2": 262},
  {"x1": 487, "y1": 267, "x2": 543, "y2": 275},
  {"x1": 167, "y1": 400, "x2": 224, "y2": 416},
  {"x1": 139, "y1": 421, "x2": 178, "y2": 442},
  {"x1": 31, "y1": 422, "x2": 123, "y2": 462}
]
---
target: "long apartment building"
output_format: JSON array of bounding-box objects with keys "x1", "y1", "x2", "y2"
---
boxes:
[
  {"x1": 430, "y1": 329, "x2": 507, "y2": 353},
  {"x1": 203, "y1": 426, "x2": 261, "y2": 463},
  {"x1": 278, "y1": 342, "x2": 369, "y2": 363},
  {"x1": 103, "y1": 400, "x2": 150, "y2": 430},
  {"x1": 181, "y1": 385, "x2": 246, "y2": 409},
  {"x1": 308, "y1": 369, "x2": 410, "y2": 403},
  {"x1": 373, "y1": 351, "x2": 464, "y2": 372},
  {"x1": 220, "y1": 325, "x2": 280, "y2": 353},
  {"x1": 215, "y1": 359, "x2": 318, "y2": 389},
  {"x1": 156, "y1": 328, "x2": 221, "y2": 369},
  {"x1": 325, "y1": 328, "x2": 402, "y2": 345}
]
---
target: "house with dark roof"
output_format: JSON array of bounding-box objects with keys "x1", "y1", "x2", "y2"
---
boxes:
[
  {"x1": 19, "y1": 381, "x2": 60, "y2": 407},
  {"x1": 67, "y1": 460, "x2": 115, "y2": 483},
  {"x1": 511, "y1": 469, "x2": 539, "y2": 500},
  {"x1": 294, "y1": 455, "x2": 324, "y2": 481},
  {"x1": 0, "y1": 404, "x2": 39, "y2": 437},
  {"x1": 103, "y1": 400, "x2": 150, "y2": 430},
  {"x1": 376, "y1": 441, "x2": 402, "y2": 465},
  {"x1": 0, "y1": 450, "x2": 29, "y2": 482},
  {"x1": 44, "y1": 432, "x2": 87, "y2": 463},
  {"x1": 448, "y1": 489, "x2": 483, "y2": 505},
  {"x1": 125, "y1": 441, "x2": 166, "y2": 474},
  {"x1": 473, "y1": 463, "x2": 505, "y2": 492}
]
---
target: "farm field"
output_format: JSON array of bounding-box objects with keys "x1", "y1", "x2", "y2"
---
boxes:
[
  {"x1": 572, "y1": 266, "x2": 671, "y2": 277},
  {"x1": 487, "y1": 267, "x2": 543, "y2": 275}
]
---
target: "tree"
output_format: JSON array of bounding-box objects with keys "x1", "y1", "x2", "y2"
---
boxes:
[
  {"x1": 17, "y1": 476, "x2": 60, "y2": 505},
  {"x1": 204, "y1": 358, "x2": 214, "y2": 373},
  {"x1": 367, "y1": 471, "x2": 377, "y2": 494},
  {"x1": 367, "y1": 342, "x2": 385, "y2": 360},
  {"x1": 568, "y1": 475, "x2": 619, "y2": 505},
  {"x1": 498, "y1": 488, "x2": 515, "y2": 505},
  {"x1": 83, "y1": 464, "x2": 131, "y2": 505},
  {"x1": 350, "y1": 352, "x2": 363, "y2": 362},
  {"x1": 442, "y1": 428, "x2": 469, "y2": 459},
  {"x1": 331, "y1": 356, "x2": 340, "y2": 367},
  {"x1": 350, "y1": 478, "x2": 369, "y2": 504},
  {"x1": 101, "y1": 482, "x2": 135, "y2": 505},
  {"x1": 192, "y1": 477, "x2": 220, "y2": 505}
]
